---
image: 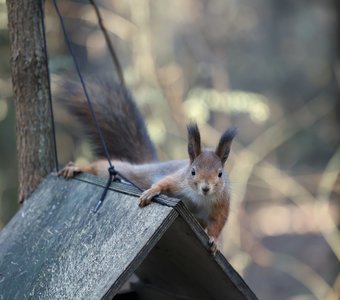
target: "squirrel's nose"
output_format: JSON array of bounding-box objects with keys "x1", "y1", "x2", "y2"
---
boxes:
[{"x1": 202, "y1": 186, "x2": 210, "y2": 194}]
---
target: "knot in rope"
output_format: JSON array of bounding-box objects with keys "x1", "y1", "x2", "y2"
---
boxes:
[{"x1": 108, "y1": 166, "x2": 117, "y2": 177}]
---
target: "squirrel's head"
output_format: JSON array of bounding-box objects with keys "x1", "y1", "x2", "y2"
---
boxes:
[{"x1": 186, "y1": 122, "x2": 237, "y2": 196}]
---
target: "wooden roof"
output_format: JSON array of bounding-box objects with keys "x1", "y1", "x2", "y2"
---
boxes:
[{"x1": 0, "y1": 173, "x2": 258, "y2": 300}]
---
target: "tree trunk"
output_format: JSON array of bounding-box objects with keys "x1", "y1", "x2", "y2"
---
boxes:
[{"x1": 6, "y1": 0, "x2": 56, "y2": 203}]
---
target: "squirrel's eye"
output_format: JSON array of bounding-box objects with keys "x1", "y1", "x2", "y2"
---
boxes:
[
  {"x1": 218, "y1": 171, "x2": 223, "y2": 178},
  {"x1": 191, "y1": 168, "x2": 196, "y2": 176}
]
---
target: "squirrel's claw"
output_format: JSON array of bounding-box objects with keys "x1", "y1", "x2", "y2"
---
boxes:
[
  {"x1": 208, "y1": 237, "x2": 218, "y2": 256},
  {"x1": 139, "y1": 187, "x2": 160, "y2": 207},
  {"x1": 58, "y1": 162, "x2": 80, "y2": 179},
  {"x1": 139, "y1": 197, "x2": 151, "y2": 208}
]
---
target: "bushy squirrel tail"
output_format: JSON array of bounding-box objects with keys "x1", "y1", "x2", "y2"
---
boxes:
[{"x1": 58, "y1": 77, "x2": 157, "y2": 164}]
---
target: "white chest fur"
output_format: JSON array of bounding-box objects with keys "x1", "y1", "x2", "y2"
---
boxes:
[{"x1": 176, "y1": 186, "x2": 216, "y2": 225}]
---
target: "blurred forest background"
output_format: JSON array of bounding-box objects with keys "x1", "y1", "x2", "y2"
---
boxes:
[{"x1": 0, "y1": 0, "x2": 339, "y2": 299}]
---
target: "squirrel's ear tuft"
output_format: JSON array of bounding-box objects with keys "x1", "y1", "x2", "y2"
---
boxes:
[
  {"x1": 187, "y1": 122, "x2": 201, "y2": 162},
  {"x1": 215, "y1": 127, "x2": 237, "y2": 165}
]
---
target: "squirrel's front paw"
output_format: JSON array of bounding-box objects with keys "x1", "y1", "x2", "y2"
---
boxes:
[
  {"x1": 208, "y1": 236, "x2": 218, "y2": 256},
  {"x1": 58, "y1": 161, "x2": 81, "y2": 179},
  {"x1": 139, "y1": 186, "x2": 161, "y2": 207}
]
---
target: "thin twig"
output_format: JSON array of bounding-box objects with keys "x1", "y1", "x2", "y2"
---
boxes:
[{"x1": 88, "y1": 0, "x2": 125, "y2": 86}]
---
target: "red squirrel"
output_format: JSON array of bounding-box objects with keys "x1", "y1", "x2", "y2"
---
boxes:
[{"x1": 58, "y1": 78, "x2": 236, "y2": 254}]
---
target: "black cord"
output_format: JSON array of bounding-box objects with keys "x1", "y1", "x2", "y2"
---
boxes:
[
  {"x1": 51, "y1": 0, "x2": 143, "y2": 212},
  {"x1": 92, "y1": 167, "x2": 116, "y2": 213},
  {"x1": 39, "y1": 0, "x2": 59, "y2": 172},
  {"x1": 52, "y1": 0, "x2": 112, "y2": 166}
]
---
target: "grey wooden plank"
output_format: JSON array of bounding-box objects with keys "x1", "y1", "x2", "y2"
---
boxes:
[{"x1": 0, "y1": 174, "x2": 175, "y2": 300}]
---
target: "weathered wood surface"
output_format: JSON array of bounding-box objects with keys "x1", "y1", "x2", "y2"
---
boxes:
[
  {"x1": 0, "y1": 174, "x2": 176, "y2": 299},
  {"x1": 0, "y1": 173, "x2": 258, "y2": 300}
]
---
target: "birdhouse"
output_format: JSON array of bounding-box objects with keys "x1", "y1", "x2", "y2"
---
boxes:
[{"x1": 0, "y1": 173, "x2": 257, "y2": 300}]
